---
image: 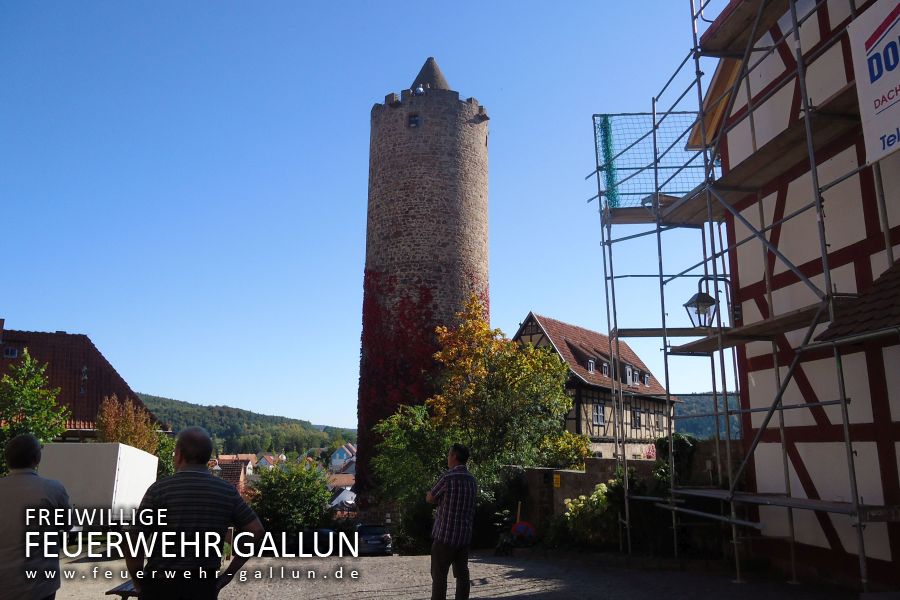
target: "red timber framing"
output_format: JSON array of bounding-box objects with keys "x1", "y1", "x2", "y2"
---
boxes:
[{"x1": 590, "y1": 0, "x2": 900, "y2": 592}]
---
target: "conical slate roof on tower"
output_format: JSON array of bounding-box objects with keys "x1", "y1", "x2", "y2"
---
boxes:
[{"x1": 410, "y1": 57, "x2": 450, "y2": 90}]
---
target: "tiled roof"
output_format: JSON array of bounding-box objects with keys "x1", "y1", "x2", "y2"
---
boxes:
[
  {"x1": 218, "y1": 462, "x2": 245, "y2": 489},
  {"x1": 0, "y1": 322, "x2": 155, "y2": 430},
  {"x1": 218, "y1": 454, "x2": 257, "y2": 463},
  {"x1": 520, "y1": 313, "x2": 668, "y2": 397},
  {"x1": 327, "y1": 473, "x2": 355, "y2": 489},
  {"x1": 817, "y1": 262, "x2": 900, "y2": 342}
]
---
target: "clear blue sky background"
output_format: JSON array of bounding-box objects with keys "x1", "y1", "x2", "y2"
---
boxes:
[{"x1": 1, "y1": 1, "x2": 728, "y2": 429}]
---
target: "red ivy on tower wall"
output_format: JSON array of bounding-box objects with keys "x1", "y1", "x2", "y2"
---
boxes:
[{"x1": 355, "y1": 270, "x2": 439, "y2": 497}]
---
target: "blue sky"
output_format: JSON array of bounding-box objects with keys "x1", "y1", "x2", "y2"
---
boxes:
[{"x1": 1, "y1": 2, "x2": 726, "y2": 429}]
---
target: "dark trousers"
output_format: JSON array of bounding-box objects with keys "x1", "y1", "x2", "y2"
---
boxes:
[{"x1": 431, "y1": 540, "x2": 470, "y2": 600}]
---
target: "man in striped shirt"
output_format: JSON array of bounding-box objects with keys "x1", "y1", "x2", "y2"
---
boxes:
[
  {"x1": 125, "y1": 427, "x2": 264, "y2": 600},
  {"x1": 426, "y1": 443, "x2": 477, "y2": 600}
]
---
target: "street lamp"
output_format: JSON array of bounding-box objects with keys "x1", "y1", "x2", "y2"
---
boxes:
[{"x1": 683, "y1": 291, "x2": 718, "y2": 328}]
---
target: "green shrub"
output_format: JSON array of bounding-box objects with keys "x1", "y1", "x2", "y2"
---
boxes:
[{"x1": 562, "y1": 482, "x2": 617, "y2": 547}]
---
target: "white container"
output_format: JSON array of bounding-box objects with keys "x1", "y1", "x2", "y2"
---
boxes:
[{"x1": 38, "y1": 442, "x2": 158, "y2": 510}]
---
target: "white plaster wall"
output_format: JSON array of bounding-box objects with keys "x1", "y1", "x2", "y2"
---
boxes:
[
  {"x1": 826, "y1": 0, "x2": 853, "y2": 27},
  {"x1": 870, "y1": 246, "x2": 900, "y2": 279},
  {"x1": 801, "y1": 353, "x2": 873, "y2": 425},
  {"x1": 735, "y1": 201, "x2": 765, "y2": 289},
  {"x1": 747, "y1": 365, "x2": 819, "y2": 427},
  {"x1": 777, "y1": 0, "x2": 821, "y2": 53},
  {"x1": 806, "y1": 43, "x2": 849, "y2": 106},
  {"x1": 747, "y1": 32, "x2": 787, "y2": 97},
  {"x1": 820, "y1": 147, "x2": 867, "y2": 252},
  {"x1": 884, "y1": 345, "x2": 900, "y2": 422},
  {"x1": 876, "y1": 150, "x2": 900, "y2": 228}
]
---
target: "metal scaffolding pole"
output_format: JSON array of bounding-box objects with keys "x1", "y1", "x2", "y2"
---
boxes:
[
  {"x1": 787, "y1": 0, "x2": 868, "y2": 590},
  {"x1": 652, "y1": 97, "x2": 680, "y2": 557}
]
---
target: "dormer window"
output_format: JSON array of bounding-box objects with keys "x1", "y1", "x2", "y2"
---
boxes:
[
  {"x1": 632, "y1": 370, "x2": 640, "y2": 385},
  {"x1": 602, "y1": 362, "x2": 609, "y2": 376},
  {"x1": 644, "y1": 373, "x2": 651, "y2": 386},
  {"x1": 587, "y1": 359, "x2": 595, "y2": 373},
  {"x1": 625, "y1": 365, "x2": 633, "y2": 384}
]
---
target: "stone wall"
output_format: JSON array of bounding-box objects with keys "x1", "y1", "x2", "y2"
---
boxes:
[
  {"x1": 522, "y1": 458, "x2": 657, "y2": 534},
  {"x1": 366, "y1": 87, "x2": 489, "y2": 326}
]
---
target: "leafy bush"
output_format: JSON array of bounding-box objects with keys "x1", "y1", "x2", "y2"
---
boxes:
[
  {"x1": 250, "y1": 463, "x2": 331, "y2": 534},
  {"x1": 0, "y1": 349, "x2": 68, "y2": 475},
  {"x1": 561, "y1": 482, "x2": 617, "y2": 547},
  {"x1": 654, "y1": 432, "x2": 698, "y2": 484}
]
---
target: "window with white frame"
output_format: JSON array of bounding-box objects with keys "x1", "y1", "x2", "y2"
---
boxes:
[
  {"x1": 644, "y1": 373, "x2": 651, "y2": 386},
  {"x1": 592, "y1": 403, "x2": 605, "y2": 426},
  {"x1": 632, "y1": 370, "x2": 640, "y2": 385},
  {"x1": 587, "y1": 359, "x2": 595, "y2": 373},
  {"x1": 631, "y1": 408, "x2": 642, "y2": 428},
  {"x1": 625, "y1": 365, "x2": 633, "y2": 384},
  {"x1": 602, "y1": 362, "x2": 609, "y2": 376}
]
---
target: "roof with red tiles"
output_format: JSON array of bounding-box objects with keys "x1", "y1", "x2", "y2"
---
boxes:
[
  {"x1": 514, "y1": 313, "x2": 668, "y2": 397},
  {"x1": 0, "y1": 321, "x2": 155, "y2": 431},
  {"x1": 218, "y1": 453, "x2": 257, "y2": 463},
  {"x1": 327, "y1": 473, "x2": 355, "y2": 489},
  {"x1": 817, "y1": 262, "x2": 900, "y2": 342},
  {"x1": 218, "y1": 462, "x2": 246, "y2": 489}
]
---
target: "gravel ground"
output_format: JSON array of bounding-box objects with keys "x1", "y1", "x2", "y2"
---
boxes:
[{"x1": 54, "y1": 552, "x2": 855, "y2": 600}]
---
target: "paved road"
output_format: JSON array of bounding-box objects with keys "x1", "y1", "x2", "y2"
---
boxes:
[{"x1": 57, "y1": 553, "x2": 854, "y2": 599}]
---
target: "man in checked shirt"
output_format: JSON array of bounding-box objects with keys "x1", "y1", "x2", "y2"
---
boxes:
[{"x1": 426, "y1": 443, "x2": 477, "y2": 600}]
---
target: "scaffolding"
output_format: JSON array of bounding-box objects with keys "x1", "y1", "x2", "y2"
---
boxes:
[{"x1": 590, "y1": 0, "x2": 900, "y2": 592}]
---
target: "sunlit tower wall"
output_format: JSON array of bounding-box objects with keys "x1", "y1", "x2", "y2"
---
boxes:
[{"x1": 356, "y1": 57, "x2": 490, "y2": 496}]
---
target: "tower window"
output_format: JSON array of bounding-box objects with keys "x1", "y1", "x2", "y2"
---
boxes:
[
  {"x1": 408, "y1": 114, "x2": 420, "y2": 128},
  {"x1": 587, "y1": 359, "x2": 595, "y2": 373}
]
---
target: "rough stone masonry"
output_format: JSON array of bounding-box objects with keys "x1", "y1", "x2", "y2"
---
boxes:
[{"x1": 356, "y1": 57, "x2": 490, "y2": 496}]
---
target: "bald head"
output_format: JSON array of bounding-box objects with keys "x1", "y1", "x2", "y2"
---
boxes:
[
  {"x1": 5, "y1": 433, "x2": 42, "y2": 469},
  {"x1": 175, "y1": 427, "x2": 213, "y2": 465}
]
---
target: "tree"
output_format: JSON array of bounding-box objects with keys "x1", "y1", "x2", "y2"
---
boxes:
[
  {"x1": 372, "y1": 405, "x2": 451, "y2": 508},
  {"x1": 156, "y1": 432, "x2": 175, "y2": 478},
  {"x1": 373, "y1": 296, "x2": 586, "y2": 549},
  {"x1": 425, "y1": 295, "x2": 574, "y2": 489},
  {"x1": 0, "y1": 349, "x2": 68, "y2": 474},
  {"x1": 250, "y1": 463, "x2": 332, "y2": 534},
  {"x1": 96, "y1": 395, "x2": 159, "y2": 455}
]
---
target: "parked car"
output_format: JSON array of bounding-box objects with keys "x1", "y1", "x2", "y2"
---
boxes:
[{"x1": 355, "y1": 524, "x2": 392, "y2": 556}]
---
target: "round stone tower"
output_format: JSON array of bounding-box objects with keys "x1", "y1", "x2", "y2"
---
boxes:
[{"x1": 356, "y1": 57, "x2": 489, "y2": 496}]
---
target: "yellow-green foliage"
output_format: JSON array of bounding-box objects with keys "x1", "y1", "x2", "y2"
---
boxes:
[{"x1": 563, "y1": 481, "x2": 617, "y2": 546}]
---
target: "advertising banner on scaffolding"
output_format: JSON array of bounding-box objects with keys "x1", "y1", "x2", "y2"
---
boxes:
[{"x1": 849, "y1": 0, "x2": 900, "y2": 164}]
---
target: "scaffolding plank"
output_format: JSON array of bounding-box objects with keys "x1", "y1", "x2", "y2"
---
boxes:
[
  {"x1": 658, "y1": 83, "x2": 860, "y2": 227},
  {"x1": 700, "y1": 0, "x2": 790, "y2": 55},
  {"x1": 605, "y1": 206, "x2": 657, "y2": 225},
  {"x1": 715, "y1": 83, "x2": 859, "y2": 191},
  {"x1": 670, "y1": 298, "x2": 852, "y2": 354},
  {"x1": 616, "y1": 327, "x2": 713, "y2": 338},
  {"x1": 672, "y1": 488, "x2": 900, "y2": 521}
]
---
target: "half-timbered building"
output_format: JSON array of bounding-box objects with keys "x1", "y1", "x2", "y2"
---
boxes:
[{"x1": 513, "y1": 313, "x2": 669, "y2": 459}]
